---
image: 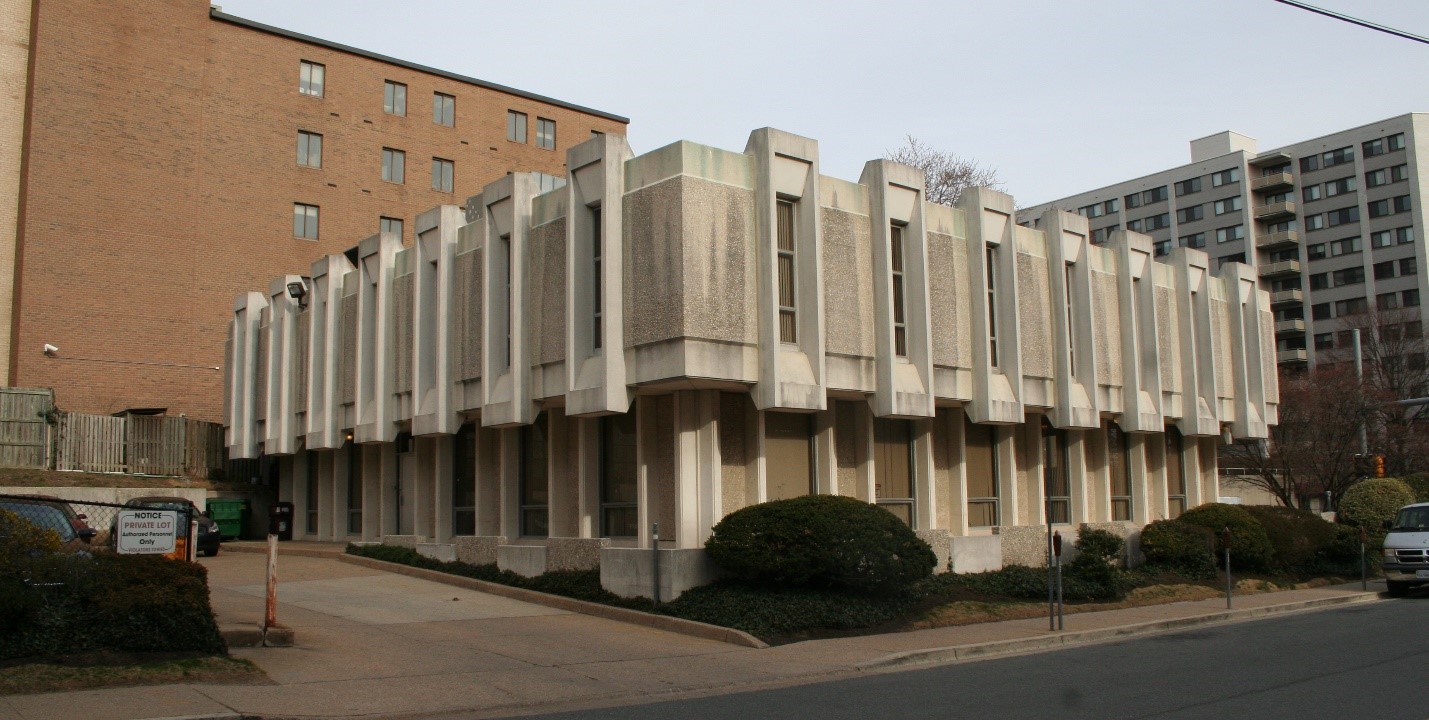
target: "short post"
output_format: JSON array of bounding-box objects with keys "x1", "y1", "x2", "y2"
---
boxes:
[
  {"x1": 651, "y1": 523, "x2": 661, "y2": 605},
  {"x1": 264, "y1": 533, "x2": 279, "y2": 631},
  {"x1": 1046, "y1": 500, "x2": 1055, "y2": 631},
  {"x1": 1359, "y1": 527, "x2": 1368, "y2": 591},
  {"x1": 1222, "y1": 526, "x2": 1233, "y2": 610},
  {"x1": 1053, "y1": 531, "x2": 1064, "y2": 631},
  {"x1": 188, "y1": 515, "x2": 199, "y2": 562}
]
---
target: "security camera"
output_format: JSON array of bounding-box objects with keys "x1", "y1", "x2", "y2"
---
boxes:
[{"x1": 42, "y1": 343, "x2": 58, "y2": 357}]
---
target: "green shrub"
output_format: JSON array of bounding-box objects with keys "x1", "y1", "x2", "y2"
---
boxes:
[
  {"x1": 1303, "y1": 524, "x2": 1373, "y2": 576},
  {"x1": 1065, "y1": 528, "x2": 1130, "y2": 601},
  {"x1": 659, "y1": 581, "x2": 912, "y2": 640},
  {"x1": 1338, "y1": 478, "x2": 1416, "y2": 544},
  {"x1": 1139, "y1": 519, "x2": 1215, "y2": 578},
  {"x1": 1399, "y1": 473, "x2": 1429, "y2": 503},
  {"x1": 1243, "y1": 505, "x2": 1337, "y2": 572},
  {"x1": 1176, "y1": 503, "x2": 1275, "y2": 571},
  {"x1": 704, "y1": 495, "x2": 937, "y2": 594}
]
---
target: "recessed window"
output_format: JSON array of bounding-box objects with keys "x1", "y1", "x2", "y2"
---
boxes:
[
  {"x1": 380, "y1": 216, "x2": 402, "y2": 239},
  {"x1": 591, "y1": 205, "x2": 603, "y2": 351},
  {"x1": 519, "y1": 415, "x2": 549, "y2": 538},
  {"x1": 506, "y1": 110, "x2": 527, "y2": 143},
  {"x1": 1388, "y1": 133, "x2": 1406, "y2": 151},
  {"x1": 892, "y1": 223, "x2": 909, "y2": 357},
  {"x1": 1332, "y1": 267, "x2": 1364, "y2": 286},
  {"x1": 1374, "y1": 260, "x2": 1396, "y2": 280},
  {"x1": 1218, "y1": 253, "x2": 1245, "y2": 270},
  {"x1": 1142, "y1": 212, "x2": 1170, "y2": 230},
  {"x1": 1312, "y1": 303, "x2": 1331, "y2": 321},
  {"x1": 1176, "y1": 204, "x2": 1203, "y2": 223},
  {"x1": 536, "y1": 117, "x2": 556, "y2": 150},
  {"x1": 1378, "y1": 292, "x2": 1400, "y2": 311},
  {"x1": 296, "y1": 131, "x2": 322, "y2": 168},
  {"x1": 874, "y1": 419, "x2": 915, "y2": 526},
  {"x1": 381, "y1": 148, "x2": 405, "y2": 184},
  {"x1": 1214, "y1": 224, "x2": 1244, "y2": 243},
  {"x1": 599, "y1": 412, "x2": 638, "y2": 538},
  {"x1": 1210, "y1": 168, "x2": 1240, "y2": 187},
  {"x1": 1305, "y1": 214, "x2": 1326, "y2": 231},
  {"x1": 1306, "y1": 243, "x2": 1326, "y2": 260},
  {"x1": 1213, "y1": 196, "x2": 1242, "y2": 215},
  {"x1": 1315, "y1": 333, "x2": 1334, "y2": 350},
  {"x1": 766, "y1": 412, "x2": 815, "y2": 501},
  {"x1": 1309, "y1": 273, "x2": 1329, "y2": 290},
  {"x1": 1104, "y1": 198, "x2": 1119, "y2": 213},
  {"x1": 776, "y1": 199, "x2": 797, "y2": 344},
  {"x1": 1401, "y1": 257, "x2": 1417, "y2": 276},
  {"x1": 293, "y1": 203, "x2": 319, "y2": 239},
  {"x1": 1127, "y1": 219, "x2": 1142, "y2": 232},
  {"x1": 1107, "y1": 421, "x2": 1132, "y2": 521},
  {"x1": 1363, "y1": 137, "x2": 1386, "y2": 157},
  {"x1": 1175, "y1": 177, "x2": 1202, "y2": 196},
  {"x1": 431, "y1": 157, "x2": 454, "y2": 192},
  {"x1": 1323, "y1": 146, "x2": 1354, "y2": 168},
  {"x1": 1180, "y1": 232, "x2": 1205, "y2": 249},
  {"x1": 1329, "y1": 236, "x2": 1361, "y2": 256},
  {"x1": 964, "y1": 420, "x2": 999, "y2": 527},
  {"x1": 1153, "y1": 239, "x2": 1172, "y2": 256},
  {"x1": 1404, "y1": 289, "x2": 1420, "y2": 307},
  {"x1": 383, "y1": 80, "x2": 406, "y2": 116},
  {"x1": 1302, "y1": 185, "x2": 1323, "y2": 202},
  {"x1": 1300, "y1": 155, "x2": 1319, "y2": 173},
  {"x1": 433, "y1": 92, "x2": 455, "y2": 127},
  {"x1": 1324, "y1": 176, "x2": 1356, "y2": 197},
  {"x1": 1335, "y1": 298, "x2": 1368, "y2": 317},
  {"x1": 985, "y1": 243, "x2": 998, "y2": 367},
  {"x1": 1124, "y1": 192, "x2": 1143, "y2": 209},
  {"x1": 1165, "y1": 427, "x2": 1186, "y2": 519},
  {"x1": 299, "y1": 60, "x2": 324, "y2": 97}
]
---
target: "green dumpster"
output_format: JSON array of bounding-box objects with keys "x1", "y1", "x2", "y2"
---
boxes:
[{"x1": 206, "y1": 499, "x2": 249, "y2": 540}]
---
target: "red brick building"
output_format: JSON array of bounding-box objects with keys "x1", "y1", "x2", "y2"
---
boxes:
[{"x1": 3, "y1": 0, "x2": 627, "y2": 420}]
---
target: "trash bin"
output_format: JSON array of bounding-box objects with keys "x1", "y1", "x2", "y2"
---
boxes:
[
  {"x1": 207, "y1": 498, "x2": 249, "y2": 541},
  {"x1": 269, "y1": 502, "x2": 294, "y2": 541}
]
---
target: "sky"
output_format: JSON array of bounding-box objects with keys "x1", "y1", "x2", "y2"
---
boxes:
[{"x1": 217, "y1": 0, "x2": 1429, "y2": 206}]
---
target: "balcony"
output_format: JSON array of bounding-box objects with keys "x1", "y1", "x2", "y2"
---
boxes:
[
  {"x1": 1269, "y1": 289, "x2": 1303, "y2": 305},
  {"x1": 1254, "y1": 201, "x2": 1297, "y2": 221},
  {"x1": 1256, "y1": 229, "x2": 1300, "y2": 250},
  {"x1": 1275, "y1": 319, "x2": 1306, "y2": 334},
  {"x1": 1259, "y1": 260, "x2": 1301, "y2": 277},
  {"x1": 1251, "y1": 172, "x2": 1294, "y2": 193},
  {"x1": 1277, "y1": 348, "x2": 1309, "y2": 364}
]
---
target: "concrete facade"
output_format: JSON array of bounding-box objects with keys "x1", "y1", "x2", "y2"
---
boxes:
[
  {"x1": 5, "y1": 0, "x2": 627, "y2": 420},
  {"x1": 226, "y1": 129, "x2": 1279, "y2": 599},
  {"x1": 1018, "y1": 113, "x2": 1429, "y2": 370}
]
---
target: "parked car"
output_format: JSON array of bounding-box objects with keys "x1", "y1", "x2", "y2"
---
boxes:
[
  {"x1": 14, "y1": 493, "x2": 97, "y2": 542},
  {"x1": 0, "y1": 497, "x2": 97, "y2": 552},
  {"x1": 121, "y1": 496, "x2": 221, "y2": 557},
  {"x1": 1383, "y1": 502, "x2": 1429, "y2": 597}
]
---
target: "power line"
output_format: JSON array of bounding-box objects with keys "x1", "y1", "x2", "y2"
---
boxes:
[{"x1": 1272, "y1": 0, "x2": 1429, "y2": 45}]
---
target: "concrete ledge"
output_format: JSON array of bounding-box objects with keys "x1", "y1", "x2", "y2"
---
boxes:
[
  {"x1": 860, "y1": 592, "x2": 1381, "y2": 671},
  {"x1": 222, "y1": 543, "x2": 347, "y2": 559},
  {"x1": 263, "y1": 623, "x2": 295, "y2": 647},
  {"x1": 338, "y1": 553, "x2": 767, "y2": 649},
  {"x1": 220, "y1": 625, "x2": 264, "y2": 648}
]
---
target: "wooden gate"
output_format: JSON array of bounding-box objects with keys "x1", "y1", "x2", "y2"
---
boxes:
[
  {"x1": 56, "y1": 413, "x2": 126, "y2": 473},
  {"x1": 0, "y1": 388, "x2": 53, "y2": 468}
]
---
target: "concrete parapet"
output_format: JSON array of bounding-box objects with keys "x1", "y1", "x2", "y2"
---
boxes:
[
  {"x1": 416, "y1": 543, "x2": 456, "y2": 562},
  {"x1": 998, "y1": 525, "x2": 1048, "y2": 567},
  {"x1": 915, "y1": 528, "x2": 952, "y2": 573},
  {"x1": 498, "y1": 544, "x2": 547, "y2": 577},
  {"x1": 950, "y1": 534, "x2": 1001, "y2": 573},
  {"x1": 547, "y1": 537, "x2": 609, "y2": 571},
  {"x1": 600, "y1": 547, "x2": 722, "y2": 601},
  {"x1": 454, "y1": 536, "x2": 505, "y2": 565},
  {"x1": 381, "y1": 535, "x2": 417, "y2": 549}
]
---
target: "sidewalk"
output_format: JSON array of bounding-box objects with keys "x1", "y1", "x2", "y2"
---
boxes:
[{"x1": 0, "y1": 543, "x2": 1385, "y2": 720}]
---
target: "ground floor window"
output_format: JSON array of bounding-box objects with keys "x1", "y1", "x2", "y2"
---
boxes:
[
  {"x1": 600, "y1": 412, "x2": 638, "y2": 538},
  {"x1": 765, "y1": 411, "x2": 813, "y2": 501},
  {"x1": 305, "y1": 452, "x2": 319, "y2": 534},
  {"x1": 519, "y1": 415, "x2": 549, "y2": 538},
  {"x1": 1042, "y1": 419, "x2": 1070, "y2": 524},
  {"x1": 1107, "y1": 421, "x2": 1133, "y2": 521},
  {"x1": 346, "y1": 442, "x2": 362, "y2": 534},
  {"x1": 453, "y1": 424, "x2": 476, "y2": 535},
  {"x1": 965, "y1": 419, "x2": 999, "y2": 527},
  {"x1": 1165, "y1": 426, "x2": 1186, "y2": 519},
  {"x1": 874, "y1": 418, "x2": 914, "y2": 526}
]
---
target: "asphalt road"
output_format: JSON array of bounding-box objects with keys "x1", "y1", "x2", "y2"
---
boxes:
[{"x1": 503, "y1": 596, "x2": 1429, "y2": 720}]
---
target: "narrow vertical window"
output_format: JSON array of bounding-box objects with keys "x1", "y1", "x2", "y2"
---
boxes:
[
  {"x1": 965, "y1": 420, "x2": 999, "y2": 527},
  {"x1": 986, "y1": 244, "x2": 999, "y2": 367},
  {"x1": 383, "y1": 80, "x2": 406, "y2": 116},
  {"x1": 305, "y1": 453, "x2": 319, "y2": 534},
  {"x1": 506, "y1": 110, "x2": 527, "y2": 143},
  {"x1": 453, "y1": 424, "x2": 476, "y2": 535},
  {"x1": 346, "y1": 442, "x2": 362, "y2": 534},
  {"x1": 874, "y1": 418, "x2": 914, "y2": 526},
  {"x1": 431, "y1": 157, "x2": 454, "y2": 192},
  {"x1": 1107, "y1": 421, "x2": 1132, "y2": 521},
  {"x1": 891, "y1": 223, "x2": 908, "y2": 357},
  {"x1": 536, "y1": 117, "x2": 556, "y2": 150},
  {"x1": 765, "y1": 412, "x2": 814, "y2": 500},
  {"x1": 776, "y1": 199, "x2": 797, "y2": 343},
  {"x1": 293, "y1": 203, "x2": 319, "y2": 239},
  {"x1": 296, "y1": 131, "x2": 322, "y2": 168},
  {"x1": 519, "y1": 415, "x2": 549, "y2": 538},
  {"x1": 299, "y1": 60, "x2": 324, "y2": 97},
  {"x1": 1165, "y1": 427, "x2": 1186, "y2": 519},
  {"x1": 381, "y1": 148, "x2": 405, "y2": 184},
  {"x1": 501, "y1": 234, "x2": 512, "y2": 369},
  {"x1": 600, "y1": 412, "x2": 638, "y2": 537},
  {"x1": 591, "y1": 205, "x2": 603, "y2": 351},
  {"x1": 433, "y1": 92, "x2": 455, "y2": 127},
  {"x1": 1043, "y1": 418, "x2": 1070, "y2": 524},
  {"x1": 1064, "y1": 264, "x2": 1076, "y2": 375},
  {"x1": 379, "y1": 216, "x2": 403, "y2": 240}
]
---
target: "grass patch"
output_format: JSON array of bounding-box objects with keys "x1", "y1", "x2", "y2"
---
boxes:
[
  {"x1": 0, "y1": 654, "x2": 269, "y2": 695},
  {"x1": 0, "y1": 467, "x2": 248, "y2": 491}
]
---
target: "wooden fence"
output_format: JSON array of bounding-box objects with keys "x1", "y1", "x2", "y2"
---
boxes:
[
  {"x1": 0, "y1": 387, "x2": 54, "y2": 468},
  {"x1": 55, "y1": 412, "x2": 229, "y2": 478}
]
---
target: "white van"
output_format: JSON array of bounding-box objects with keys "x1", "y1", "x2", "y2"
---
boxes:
[{"x1": 1383, "y1": 502, "x2": 1429, "y2": 597}]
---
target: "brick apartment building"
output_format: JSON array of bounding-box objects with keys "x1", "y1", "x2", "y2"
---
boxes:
[{"x1": 0, "y1": 0, "x2": 627, "y2": 420}]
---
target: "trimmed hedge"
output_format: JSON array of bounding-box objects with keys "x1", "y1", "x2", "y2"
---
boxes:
[
  {"x1": 1243, "y1": 505, "x2": 1336, "y2": 572},
  {"x1": 704, "y1": 495, "x2": 937, "y2": 594},
  {"x1": 1176, "y1": 503, "x2": 1275, "y2": 571},
  {"x1": 1139, "y1": 519, "x2": 1215, "y2": 578},
  {"x1": 1339, "y1": 478, "x2": 1416, "y2": 544},
  {"x1": 1399, "y1": 473, "x2": 1429, "y2": 503}
]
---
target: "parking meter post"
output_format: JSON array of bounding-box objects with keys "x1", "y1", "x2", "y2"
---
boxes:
[
  {"x1": 1046, "y1": 501, "x2": 1054, "y2": 631},
  {"x1": 1222, "y1": 526, "x2": 1232, "y2": 610},
  {"x1": 652, "y1": 523, "x2": 660, "y2": 606},
  {"x1": 1053, "y1": 531, "x2": 1064, "y2": 631},
  {"x1": 264, "y1": 533, "x2": 278, "y2": 633},
  {"x1": 1359, "y1": 527, "x2": 1368, "y2": 591},
  {"x1": 189, "y1": 516, "x2": 198, "y2": 562}
]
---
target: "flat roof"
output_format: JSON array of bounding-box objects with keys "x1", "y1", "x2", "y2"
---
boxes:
[{"x1": 210, "y1": 9, "x2": 630, "y2": 125}]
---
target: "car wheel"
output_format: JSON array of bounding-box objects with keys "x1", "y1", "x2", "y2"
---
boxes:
[
  {"x1": 203, "y1": 547, "x2": 218, "y2": 558},
  {"x1": 1386, "y1": 580, "x2": 1408, "y2": 597}
]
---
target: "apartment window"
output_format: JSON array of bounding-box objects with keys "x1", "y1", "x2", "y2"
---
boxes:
[
  {"x1": 985, "y1": 244, "x2": 999, "y2": 367},
  {"x1": 1309, "y1": 272, "x2": 1329, "y2": 290},
  {"x1": 766, "y1": 412, "x2": 815, "y2": 501},
  {"x1": 1104, "y1": 198, "x2": 1119, "y2": 213},
  {"x1": 1363, "y1": 138, "x2": 1386, "y2": 157},
  {"x1": 1079, "y1": 203, "x2": 1104, "y2": 218},
  {"x1": 296, "y1": 131, "x2": 322, "y2": 168},
  {"x1": 1405, "y1": 289, "x2": 1421, "y2": 307},
  {"x1": 379, "y1": 216, "x2": 403, "y2": 239},
  {"x1": 1367, "y1": 197, "x2": 1408, "y2": 218},
  {"x1": 1394, "y1": 195, "x2": 1412, "y2": 213},
  {"x1": 1175, "y1": 177, "x2": 1202, "y2": 196},
  {"x1": 381, "y1": 147, "x2": 405, "y2": 184},
  {"x1": 1213, "y1": 196, "x2": 1242, "y2": 215},
  {"x1": 1371, "y1": 230, "x2": 1393, "y2": 248},
  {"x1": 506, "y1": 110, "x2": 527, "y2": 143},
  {"x1": 1143, "y1": 213, "x2": 1170, "y2": 231},
  {"x1": 1144, "y1": 186, "x2": 1168, "y2": 203},
  {"x1": 1300, "y1": 155, "x2": 1319, "y2": 173},
  {"x1": 1374, "y1": 261, "x2": 1396, "y2": 280},
  {"x1": 1378, "y1": 292, "x2": 1400, "y2": 311},
  {"x1": 535, "y1": 117, "x2": 556, "y2": 150},
  {"x1": 1181, "y1": 232, "x2": 1205, "y2": 249},
  {"x1": 1218, "y1": 253, "x2": 1245, "y2": 270},
  {"x1": 1330, "y1": 236, "x2": 1361, "y2": 256},
  {"x1": 600, "y1": 413, "x2": 638, "y2": 538},
  {"x1": 1269, "y1": 248, "x2": 1300, "y2": 263},
  {"x1": 777, "y1": 200, "x2": 797, "y2": 343},
  {"x1": 1091, "y1": 225, "x2": 1120, "y2": 244},
  {"x1": 1315, "y1": 333, "x2": 1334, "y2": 350},
  {"x1": 591, "y1": 206, "x2": 603, "y2": 351},
  {"x1": 1367, "y1": 164, "x2": 1409, "y2": 187},
  {"x1": 1401, "y1": 257, "x2": 1418, "y2": 276},
  {"x1": 299, "y1": 60, "x2": 324, "y2": 97},
  {"x1": 1210, "y1": 167, "x2": 1240, "y2": 187},
  {"x1": 1304, "y1": 214, "x2": 1326, "y2": 231},
  {"x1": 1064, "y1": 264, "x2": 1077, "y2": 375},
  {"x1": 1267, "y1": 219, "x2": 1297, "y2": 234},
  {"x1": 433, "y1": 92, "x2": 455, "y2": 126},
  {"x1": 1176, "y1": 205, "x2": 1204, "y2": 223},
  {"x1": 453, "y1": 425, "x2": 476, "y2": 535},
  {"x1": 1124, "y1": 192, "x2": 1143, "y2": 209},
  {"x1": 1323, "y1": 146, "x2": 1354, "y2": 168},
  {"x1": 892, "y1": 224, "x2": 909, "y2": 357},
  {"x1": 1335, "y1": 298, "x2": 1368, "y2": 317},
  {"x1": 1395, "y1": 226, "x2": 1415, "y2": 245},
  {"x1": 1332, "y1": 267, "x2": 1364, "y2": 287},
  {"x1": 1302, "y1": 185, "x2": 1323, "y2": 202},
  {"x1": 519, "y1": 416, "x2": 549, "y2": 538},
  {"x1": 293, "y1": 203, "x2": 319, "y2": 239},
  {"x1": 431, "y1": 157, "x2": 454, "y2": 192},
  {"x1": 1153, "y1": 239, "x2": 1172, "y2": 257},
  {"x1": 1311, "y1": 303, "x2": 1331, "y2": 321},
  {"x1": 1165, "y1": 427, "x2": 1186, "y2": 519},
  {"x1": 1107, "y1": 421, "x2": 1132, "y2": 521},
  {"x1": 1388, "y1": 133, "x2": 1406, "y2": 151},
  {"x1": 1325, "y1": 176, "x2": 1356, "y2": 197},
  {"x1": 965, "y1": 420, "x2": 999, "y2": 527},
  {"x1": 1127, "y1": 219, "x2": 1142, "y2": 232},
  {"x1": 383, "y1": 80, "x2": 406, "y2": 116},
  {"x1": 873, "y1": 419, "x2": 916, "y2": 525},
  {"x1": 1306, "y1": 243, "x2": 1327, "y2": 260},
  {"x1": 1215, "y1": 224, "x2": 1244, "y2": 243},
  {"x1": 1043, "y1": 420, "x2": 1071, "y2": 524}
]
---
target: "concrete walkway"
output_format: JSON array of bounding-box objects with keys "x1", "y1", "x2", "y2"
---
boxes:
[{"x1": 0, "y1": 544, "x2": 1386, "y2": 720}]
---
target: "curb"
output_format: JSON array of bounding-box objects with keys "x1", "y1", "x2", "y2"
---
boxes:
[
  {"x1": 859, "y1": 592, "x2": 1381, "y2": 671},
  {"x1": 222, "y1": 543, "x2": 343, "y2": 560}
]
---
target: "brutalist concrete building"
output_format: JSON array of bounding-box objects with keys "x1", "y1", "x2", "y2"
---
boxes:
[{"x1": 223, "y1": 129, "x2": 1279, "y2": 599}]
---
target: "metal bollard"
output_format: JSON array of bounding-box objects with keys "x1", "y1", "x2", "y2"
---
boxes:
[{"x1": 652, "y1": 523, "x2": 661, "y2": 605}]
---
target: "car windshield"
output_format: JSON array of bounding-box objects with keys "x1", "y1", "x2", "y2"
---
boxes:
[
  {"x1": 1391, "y1": 507, "x2": 1429, "y2": 532},
  {"x1": 131, "y1": 500, "x2": 191, "y2": 513},
  {"x1": 0, "y1": 501, "x2": 77, "y2": 541}
]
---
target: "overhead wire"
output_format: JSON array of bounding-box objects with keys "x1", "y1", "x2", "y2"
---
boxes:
[{"x1": 1271, "y1": 0, "x2": 1429, "y2": 45}]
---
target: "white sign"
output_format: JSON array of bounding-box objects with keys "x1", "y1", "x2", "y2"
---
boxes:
[{"x1": 116, "y1": 509, "x2": 178, "y2": 554}]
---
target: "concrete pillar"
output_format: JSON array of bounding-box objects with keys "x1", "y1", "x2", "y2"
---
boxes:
[
  {"x1": 1129, "y1": 434, "x2": 1150, "y2": 525},
  {"x1": 432, "y1": 435, "x2": 453, "y2": 543},
  {"x1": 671, "y1": 390, "x2": 721, "y2": 548},
  {"x1": 415, "y1": 436, "x2": 437, "y2": 540},
  {"x1": 576, "y1": 417, "x2": 598, "y2": 539},
  {"x1": 317, "y1": 450, "x2": 335, "y2": 541},
  {"x1": 913, "y1": 418, "x2": 935, "y2": 530},
  {"x1": 1066, "y1": 430, "x2": 1090, "y2": 525}
]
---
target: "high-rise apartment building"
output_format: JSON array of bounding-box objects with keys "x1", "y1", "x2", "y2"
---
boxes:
[
  {"x1": 1, "y1": 0, "x2": 627, "y2": 420},
  {"x1": 1018, "y1": 113, "x2": 1426, "y2": 369}
]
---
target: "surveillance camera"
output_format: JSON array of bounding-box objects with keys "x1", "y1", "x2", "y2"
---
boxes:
[{"x1": 42, "y1": 343, "x2": 58, "y2": 356}]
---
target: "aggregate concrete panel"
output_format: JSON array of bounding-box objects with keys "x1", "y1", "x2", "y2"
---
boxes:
[
  {"x1": 1156, "y1": 284, "x2": 1181, "y2": 393},
  {"x1": 821, "y1": 207, "x2": 875, "y2": 358},
  {"x1": 915, "y1": 528, "x2": 952, "y2": 573},
  {"x1": 623, "y1": 179, "x2": 686, "y2": 348},
  {"x1": 719, "y1": 391, "x2": 749, "y2": 515},
  {"x1": 529, "y1": 217, "x2": 567, "y2": 366},
  {"x1": 1017, "y1": 251, "x2": 1054, "y2": 379},
  {"x1": 547, "y1": 537, "x2": 608, "y2": 571},
  {"x1": 1213, "y1": 297, "x2": 1234, "y2": 398},
  {"x1": 927, "y1": 230, "x2": 958, "y2": 369},
  {"x1": 679, "y1": 177, "x2": 756, "y2": 346},
  {"x1": 383, "y1": 535, "x2": 418, "y2": 549},
  {"x1": 998, "y1": 524, "x2": 1049, "y2": 567},
  {"x1": 455, "y1": 535, "x2": 505, "y2": 565},
  {"x1": 1093, "y1": 271, "x2": 1123, "y2": 386}
]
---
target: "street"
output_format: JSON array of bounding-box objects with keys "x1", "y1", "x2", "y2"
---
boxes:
[{"x1": 502, "y1": 597, "x2": 1429, "y2": 720}]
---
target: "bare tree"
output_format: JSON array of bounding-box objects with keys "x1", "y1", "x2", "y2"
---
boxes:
[
  {"x1": 1328, "y1": 307, "x2": 1429, "y2": 475},
  {"x1": 886, "y1": 136, "x2": 1001, "y2": 207}
]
